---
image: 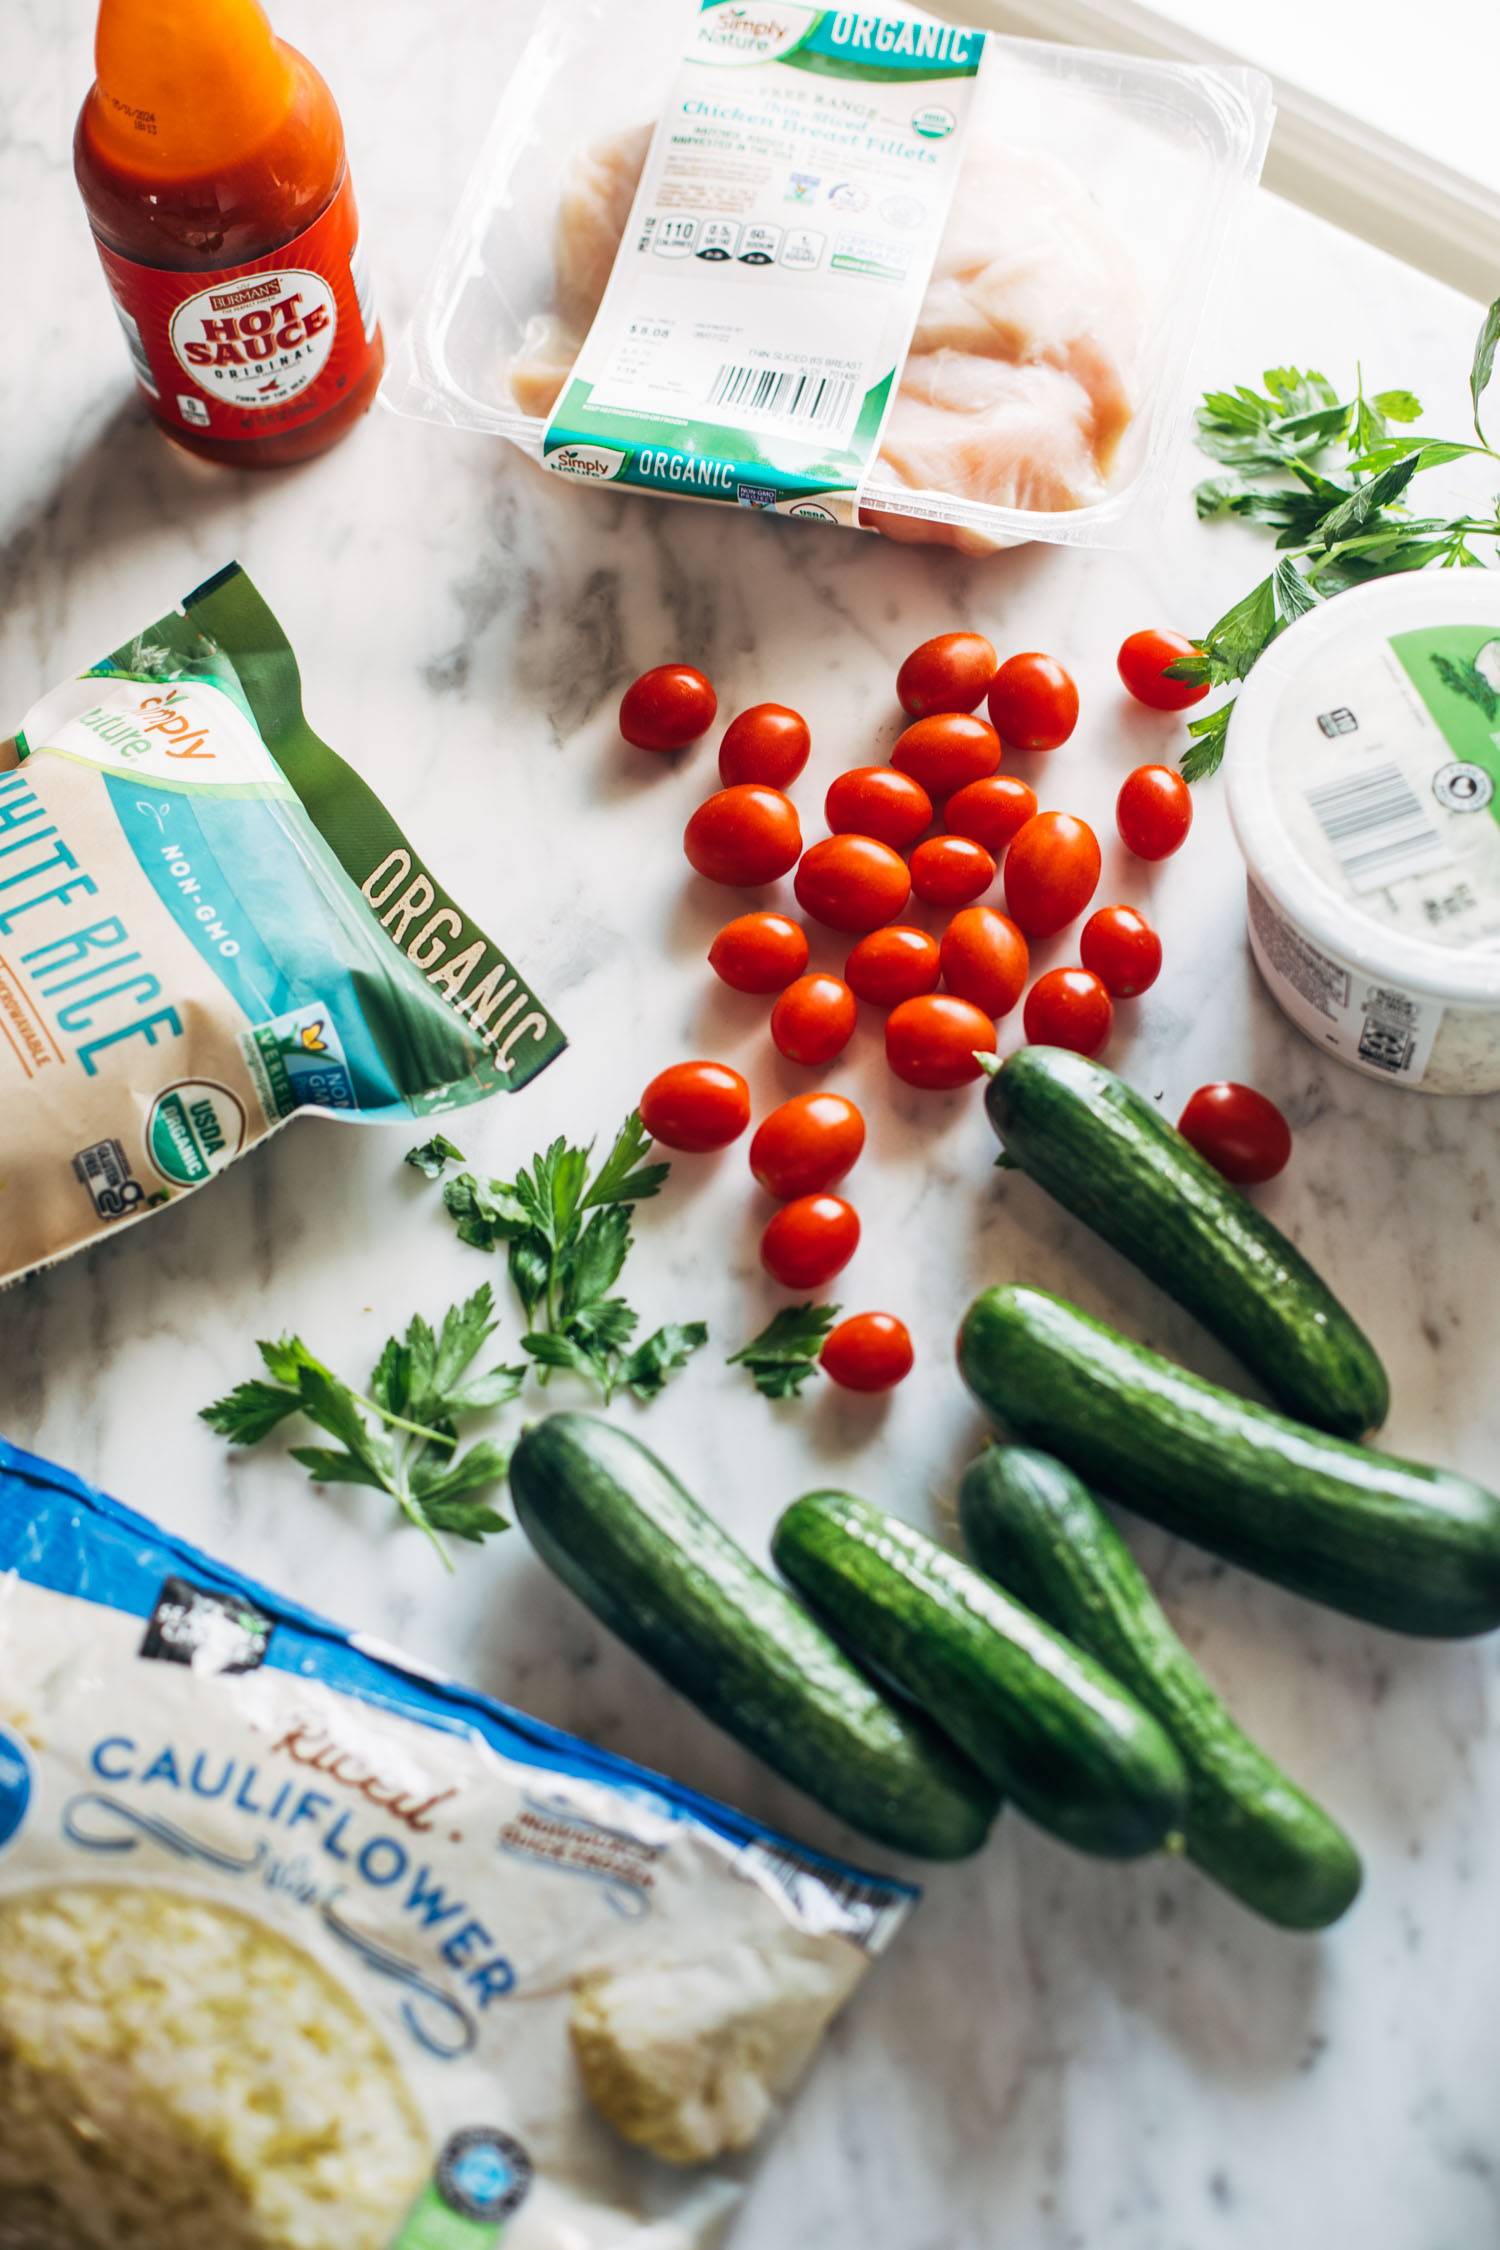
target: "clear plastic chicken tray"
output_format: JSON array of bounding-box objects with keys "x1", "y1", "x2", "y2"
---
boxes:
[{"x1": 387, "y1": 0, "x2": 1272, "y2": 552}]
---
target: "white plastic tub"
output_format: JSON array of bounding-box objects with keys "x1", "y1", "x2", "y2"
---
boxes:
[
  {"x1": 1227, "y1": 577, "x2": 1500, "y2": 1094},
  {"x1": 385, "y1": 0, "x2": 1271, "y2": 551}
]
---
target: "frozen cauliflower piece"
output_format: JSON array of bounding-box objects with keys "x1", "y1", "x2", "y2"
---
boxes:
[
  {"x1": 0, "y1": 1886, "x2": 429, "y2": 2250},
  {"x1": 571, "y1": 1935, "x2": 864, "y2": 2166}
]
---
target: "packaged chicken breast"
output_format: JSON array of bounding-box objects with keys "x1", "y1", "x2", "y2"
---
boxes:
[{"x1": 387, "y1": 0, "x2": 1270, "y2": 552}]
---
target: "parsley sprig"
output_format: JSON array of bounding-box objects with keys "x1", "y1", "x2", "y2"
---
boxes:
[
  {"x1": 201, "y1": 1285, "x2": 523, "y2": 1568},
  {"x1": 407, "y1": 1116, "x2": 707, "y2": 1403},
  {"x1": 1175, "y1": 299, "x2": 1500, "y2": 782},
  {"x1": 728, "y1": 1303, "x2": 839, "y2": 1399}
]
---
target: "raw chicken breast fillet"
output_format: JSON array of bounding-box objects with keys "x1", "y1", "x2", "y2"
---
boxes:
[
  {"x1": 907, "y1": 141, "x2": 1138, "y2": 462},
  {"x1": 556, "y1": 124, "x2": 654, "y2": 332},
  {"x1": 510, "y1": 124, "x2": 652, "y2": 419},
  {"x1": 875, "y1": 354, "x2": 1109, "y2": 534},
  {"x1": 509, "y1": 120, "x2": 1142, "y2": 545}
]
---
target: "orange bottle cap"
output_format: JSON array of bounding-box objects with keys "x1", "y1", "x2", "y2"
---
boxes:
[{"x1": 90, "y1": 0, "x2": 295, "y2": 178}]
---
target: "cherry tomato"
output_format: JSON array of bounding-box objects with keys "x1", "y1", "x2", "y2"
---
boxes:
[
  {"x1": 750, "y1": 1092, "x2": 866, "y2": 1200},
  {"x1": 845, "y1": 925, "x2": 941, "y2": 1007},
  {"x1": 718, "y1": 703, "x2": 811, "y2": 788},
  {"x1": 988, "y1": 652, "x2": 1078, "y2": 752},
  {"x1": 885, "y1": 994, "x2": 996, "y2": 1089},
  {"x1": 1022, "y1": 968, "x2": 1113, "y2": 1057},
  {"x1": 761, "y1": 1195, "x2": 860, "y2": 1289},
  {"x1": 707, "y1": 911, "x2": 809, "y2": 994},
  {"x1": 944, "y1": 774, "x2": 1038, "y2": 856},
  {"x1": 1117, "y1": 765, "x2": 1193, "y2": 862},
  {"x1": 825, "y1": 766, "x2": 933, "y2": 851},
  {"x1": 1178, "y1": 1082, "x2": 1292, "y2": 1185},
  {"x1": 1079, "y1": 906, "x2": 1162, "y2": 998},
  {"x1": 939, "y1": 907, "x2": 1029, "y2": 1019},
  {"x1": 910, "y1": 834, "x2": 996, "y2": 908},
  {"x1": 770, "y1": 973, "x2": 857, "y2": 1066},
  {"x1": 620, "y1": 664, "x2": 716, "y2": 751},
  {"x1": 1117, "y1": 628, "x2": 1209, "y2": 712},
  {"x1": 685, "y1": 785, "x2": 802, "y2": 887},
  {"x1": 891, "y1": 712, "x2": 1002, "y2": 801},
  {"x1": 1003, "y1": 811, "x2": 1101, "y2": 938},
  {"x1": 821, "y1": 1312, "x2": 914, "y2": 1392},
  {"x1": 639, "y1": 1060, "x2": 750, "y2": 1152},
  {"x1": 896, "y1": 632, "x2": 998, "y2": 719},
  {"x1": 794, "y1": 834, "x2": 910, "y2": 933}
]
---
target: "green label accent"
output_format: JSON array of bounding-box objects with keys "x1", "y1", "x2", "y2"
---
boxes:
[
  {"x1": 147, "y1": 1091, "x2": 213, "y2": 1184},
  {"x1": 830, "y1": 252, "x2": 906, "y2": 279},
  {"x1": 544, "y1": 370, "x2": 894, "y2": 517},
  {"x1": 141, "y1": 565, "x2": 567, "y2": 1099},
  {"x1": 783, "y1": 38, "x2": 983, "y2": 82},
  {"x1": 246, "y1": 1022, "x2": 296, "y2": 1120},
  {"x1": 391, "y1": 2129, "x2": 532, "y2": 2246},
  {"x1": 391, "y1": 2184, "x2": 502, "y2": 2250},
  {"x1": 543, "y1": 427, "x2": 852, "y2": 509},
  {"x1": 1390, "y1": 625, "x2": 1500, "y2": 828},
  {"x1": 698, "y1": 2, "x2": 984, "y2": 79}
]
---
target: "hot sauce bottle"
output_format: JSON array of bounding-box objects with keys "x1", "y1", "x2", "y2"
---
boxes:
[{"x1": 75, "y1": 0, "x2": 384, "y2": 467}]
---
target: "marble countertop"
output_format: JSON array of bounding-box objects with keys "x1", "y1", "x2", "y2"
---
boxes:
[{"x1": 5, "y1": 5, "x2": 1500, "y2": 2245}]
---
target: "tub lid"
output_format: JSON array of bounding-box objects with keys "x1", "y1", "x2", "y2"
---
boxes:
[{"x1": 1226, "y1": 574, "x2": 1500, "y2": 1002}]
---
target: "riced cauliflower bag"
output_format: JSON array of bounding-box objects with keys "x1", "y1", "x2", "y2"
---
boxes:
[
  {"x1": 387, "y1": 0, "x2": 1271, "y2": 550},
  {"x1": 0, "y1": 1439, "x2": 912, "y2": 2250},
  {"x1": 1, "y1": 565, "x2": 563, "y2": 1291}
]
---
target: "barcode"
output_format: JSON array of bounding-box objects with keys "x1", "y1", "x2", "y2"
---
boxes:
[
  {"x1": 1305, "y1": 762, "x2": 1449, "y2": 895},
  {"x1": 111, "y1": 301, "x2": 158, "y2": 398},
  {"x1": 738, "y1": 1839, "x2": 909, "y2": 1954},
  {"x1": 707, "y1": 361, "x2": 855, "y2": 435},
  {"x1": 348, "y1": 234, "x2": 378, "y2": 342}
]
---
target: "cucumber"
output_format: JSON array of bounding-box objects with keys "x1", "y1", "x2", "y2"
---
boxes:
[
  {"x1": 983, "y1": 1046, "x2": 1388, "y2": 1438},
  {"x1": 771, "y1": 1488, "x2": 1188, "y2": 1860},
  {"x1": 959, "y1": 1446, "x2": 1363, "y2": 1928},
  {"x1": 958, "y1": 1286, "x2": 1500, "y2": 1639},
  {"x1": 508, "y1": 1414, "x2": 999, "y2": 1860}
]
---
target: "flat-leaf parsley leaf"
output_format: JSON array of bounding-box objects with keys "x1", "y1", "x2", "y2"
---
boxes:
[
  {"x1": 728, "y1": 1304, "x2": 840, "y2": 1400},
  {"x1": 408, "y1": 1113, "x2": 704, "y2": 1404},
  {"x1": 202, "y1": 1284, "x2": 523, "y2": 1568},
  {"x1": 1177, "y1": 295, "x2": 1500, "y2": 781}
]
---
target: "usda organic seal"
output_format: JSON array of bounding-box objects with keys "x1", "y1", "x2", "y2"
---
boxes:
[
  {"x1": 910, "y1": 103, "x2": 956, "y2": 139},
  {"x1": 146, "y1": 1081, "x2": 247, "y2": 1186}
]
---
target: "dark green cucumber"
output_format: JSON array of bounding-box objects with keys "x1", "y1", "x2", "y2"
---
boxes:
[
  {"x1": 983, "y1": 1046, "x2": 1389, "y2": 1438},
  {"x1": 508, "y1": 1414, "x2": 998, "y2": 1860},
  {"x1": 959, "y1": 1446, "x2": 1363, "y2": 1928},
  {"x1": 771, "y1": 1488, "x2": 1187, "y2": 1860},
  {"x1": 958, "y1": 1286, "x2": 1500, "y2": 1639}
]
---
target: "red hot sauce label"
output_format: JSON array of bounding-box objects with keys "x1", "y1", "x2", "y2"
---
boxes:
[{"x1": 91, "y1": 168, "x2": 380, "y2": 442}]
